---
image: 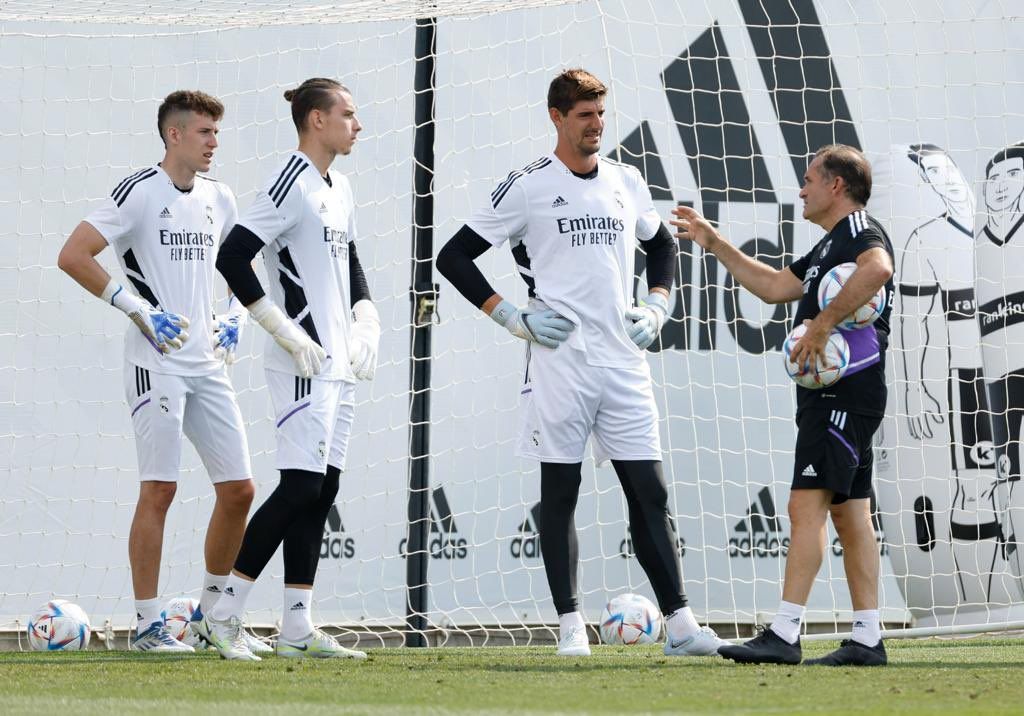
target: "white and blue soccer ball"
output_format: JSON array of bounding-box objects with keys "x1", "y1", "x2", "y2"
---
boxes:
[
  {"x1": 161, "y1": 596, "x2": 199, "y2": 642},
  {"x1": 599, "y1": 593, "x2": 662, "y2": 645},
  {"x1": 27, "y1": 599, "x2": 91, "y2": 651},
  {"x1": 817, "y1": 261, "x2": 886, "y2": 330},
  {"x1": 783, "y1": 324, "x2": 850, "y2": 389}
]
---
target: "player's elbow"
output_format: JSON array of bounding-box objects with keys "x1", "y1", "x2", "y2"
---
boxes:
[
  {"x1": 57, "y1": 242, "x2": 85, "y2": 278},
  {"x1": 435, "y1": 239, "x2": 458, "y2": 283}
]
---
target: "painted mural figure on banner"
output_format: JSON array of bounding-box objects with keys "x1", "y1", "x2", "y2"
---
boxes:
[
  {"x1": 437, "y1": 68, "x2": 726, "y2": 659},
  {"x1": 887, "y1": 144, "x2": 1012, "y2": 606},
  {"x1": 975, "y1": 142, "x2": 1024, "y2": 596},
  {"x1": 674, "y1": 145, "x2": 895, "y2": 667}
]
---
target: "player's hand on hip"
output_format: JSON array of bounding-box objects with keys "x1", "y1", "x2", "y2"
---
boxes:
[
  {"x1": 130, "y1": 305, "x2": 190, "y2": 354},
  {"x1": 248, "y1": 297, "x2": 326, "y2": 378},
  {"x1": 626, "y1": 292, "x2": 669, "y2": 350},
  {"x1": 491, "y1": 299, "x2": 575, "y2": 350},
  {"x1": 348, "y1": 299, "x2": 381, "y2": 381},
  {"x1": 213, "y1": 296, "x2": 247, "y2": 365},
  {"x1": 670, "y1": 205, "x2": 719, "y2": 251}
]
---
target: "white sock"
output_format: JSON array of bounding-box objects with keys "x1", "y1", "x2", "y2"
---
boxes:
[
  {"x1": 281, "y1": 587, "x2": 314, "y2": 640},
  {"x1": 666, "y1": 606, "x2": 701, "y2": 640},
  {"x1": 558, "y1": 611, "x2": 585, "y2": 638},
  {"x1": 851, "y1": 609, "x2": 881, "y2": 646},
  {"x1": 769, "y1": 600, "x2": 805, "y2": 645},
  {"x1": 200, "y1": 572, "x2": 228, "y2": 617},
  {"x1": 135, "y1": 597, "x2": 163, "y2": 631},
  {"x1": 209, "y1": 574, "x2": 255, "y2": 622}
]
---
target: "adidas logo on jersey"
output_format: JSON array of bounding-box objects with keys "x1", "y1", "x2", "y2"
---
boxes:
[
  {"x1": 319, "y1": 202, "x2": 328, "y2": 213},
  {"x1": 510, "y1": 503, "x2": 542, "y2": 559},
  {"x1": 398, "y1": 486, "x2": 468, "y2": 560},
  {"x1": 729, "y1": 486, "x2": 790, "y2": 559},
  {"x1": 159, "y1": 207, "x2": 173, "y2": 219},
  {"x1": 551, "y1": 195, "x2": 568, "y2": 208},
  {"x1": 801, "y1": 464, "x2": 818, "y2": 477}
]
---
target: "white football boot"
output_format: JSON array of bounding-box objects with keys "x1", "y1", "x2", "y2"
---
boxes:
[
  {"x1": 131, "y1": 622, "x2": 195, "y2": 653},
  {"x1": 556, "y1": 624, "x2": 591, "y2": 657},
  {"x1": 663, "y1": 625, "x2": 729, "y2": 656},
  {"x1": 276, "y1": 627, "x2": 367, "y2": 659},
  {"x1": 194, "y1": 615, "x2": 261, "y2": 661}
]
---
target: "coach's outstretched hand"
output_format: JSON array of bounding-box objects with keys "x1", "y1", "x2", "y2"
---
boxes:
[
  {"x1": 670, "y1": 205, "x2": 720, "y2": 250},
  {"x1": 248, "y1": 297, "x2": 325, "y2": 378},
  {"x1": 490, "y1": 299, "x2": 575, "y2": 350},
  {"x1": 348, "y1": 299, "x2": 381, "y2": 381},
  {"x1": 626, "y1": 292, "x2": 669, "y2": 350}
]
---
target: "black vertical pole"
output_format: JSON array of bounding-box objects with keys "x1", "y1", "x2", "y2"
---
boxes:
[{"x1": 405, "y1": 15, "x2": 438, "y2": 648}]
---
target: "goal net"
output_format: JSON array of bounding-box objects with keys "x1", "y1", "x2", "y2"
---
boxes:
[{"x1": 2, "y1": 0, "x2": 1023, "y2": 646}]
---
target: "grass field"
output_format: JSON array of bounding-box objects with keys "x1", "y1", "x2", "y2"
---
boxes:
[{"x1": 1, "y1": 638, "x2": 1021, "y2": 714}]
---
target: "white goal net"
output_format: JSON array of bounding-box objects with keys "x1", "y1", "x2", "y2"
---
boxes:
[{"x1": 2, "y1": 0, "x2": 1023, "y2": 646}]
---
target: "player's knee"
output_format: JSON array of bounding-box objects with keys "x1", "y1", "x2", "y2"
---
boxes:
[
  {"x1": 278, "y1": 469, "x2": 325, "y2": 509},
  {"x1": 216, "y1": 478, "x2": 256, "y2": 513},
  {"x1": 138, "y1": 480, "x2": 177, "y2": 512}
]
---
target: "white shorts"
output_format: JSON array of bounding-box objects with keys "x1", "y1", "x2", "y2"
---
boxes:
[
  {"x1": 265, "y1": 369, "x2": 356, "y2": 473},
  {"x1": 517, "y1": 346, "x2": 662, "y2": 465},
  {"x1": 123, "y1": 363, "x2": 252, "y2": 483}
]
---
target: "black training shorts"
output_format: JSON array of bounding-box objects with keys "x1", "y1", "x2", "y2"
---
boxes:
[{"x1": 792, "y1": 407, "x2": 882, "y2": 504}]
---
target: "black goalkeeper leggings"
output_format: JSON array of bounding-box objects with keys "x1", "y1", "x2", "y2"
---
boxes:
[{"x1": 540, "y1": 460, "x2": 686, "y2": 616}]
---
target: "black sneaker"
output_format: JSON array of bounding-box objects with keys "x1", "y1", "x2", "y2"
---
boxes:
[
  {"x1": 804, "y1": 639, "x2": 887, "y2": 666},
  {"x1": 718, "y1": 626, "x2": 802, "y2": 665}
]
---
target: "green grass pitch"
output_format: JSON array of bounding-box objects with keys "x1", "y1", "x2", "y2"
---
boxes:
[{"x1": 1, "y1": 638, "x2": 1021, "y2": 714}]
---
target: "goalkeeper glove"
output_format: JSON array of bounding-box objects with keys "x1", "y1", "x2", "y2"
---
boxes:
[
  {"x1": 213, "y1": 295, "x2": 247, "y2": 365},
  {"x1": 490, "y1": 299, "x2": 575, "y2": 350},
  {"x1": 102, "y1": 279, "x2": 190, "y2": 354},
  {"x1": 248, "y1": 297, "x2": 326, "y2": 378},
  {"x1": 625, "y1": 292, "x2": 669, "y2": 350},
  {"x1": 348, "y1": 299, "x2": 381, "y2": 381}
]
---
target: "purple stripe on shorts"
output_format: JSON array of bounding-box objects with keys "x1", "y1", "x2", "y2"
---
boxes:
[
  {"x1": 277, "y1": 401, "x2": 311, "y2": 428},
  {"x1": 130, "y1": 398, "x2": 151, "y2": 417},
  {"x1": 828, "y1": 426, "x2": 858, "y2": 463}
]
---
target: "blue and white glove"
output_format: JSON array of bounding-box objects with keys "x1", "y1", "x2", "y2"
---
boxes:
[
  {"x1": 625, "y1": 292, "x2": 669, "y2": 350},
  {"x1": 102, "y1": 279, "x2": 190, "y2": 354},
  {"x1": 490, "y1": 299, "x2": 575, "y2": 350},
  {"x1": 348, "y1": 299, "x2": 381, "y2": 381},
  {"x1": 248, "y1": 296, "x2": 326, "y2": 379},
  {"x1": 213, "y1": 295, "x2": 247, "y2": 365}
]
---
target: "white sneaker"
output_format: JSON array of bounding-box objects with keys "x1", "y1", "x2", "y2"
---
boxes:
[
  {"x1": 276, "y1": 628, "x2": 367, "y2": 659},
  {"x1": 196, "y1": 615, "x2": 261, "y2": 661},
  {"x1": 131, "y1": 623, "x2": 195, "y2": 653},
  {"x1": 663, "y1": 625, "x2": 728, "y2": 656},
  {"x1": 557, "y1": 625, "x2": 591, "y2": 657},
  {"x1": 241, "y1": 628, "x2": 274, "y2": 654}
]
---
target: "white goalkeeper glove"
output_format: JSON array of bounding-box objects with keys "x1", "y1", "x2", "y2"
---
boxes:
[
  {"x1": 625, "y1": 292, "x2": 669, "y2": 350},
  {"x1": 348, "y1": 299, "x2": 381, "y2": 381},
  {"x1": 490, "y1": 299, "x2": 575, "y2": 350},
  {"x1": 102, "y1": 279, "x2": 190, "y2": 354},
  {"x1": 248, "y1": 297, "x2": 326, "y2": 378},
  {"x1": 213, "y1": 295, "x2": 247, "y2": 365}
]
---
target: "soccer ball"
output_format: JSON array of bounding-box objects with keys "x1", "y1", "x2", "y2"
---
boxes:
[
  {"x1": 783, "y1": 324, "x2": 850, "y2": 389},
  {"x1": 27, "y1": 599, "x2": 91, "y2": 651},
  {"x1": 817, "y1": 261, "x2": 886, "y2": 330},
  {"x1": 161, "y1": 596, "x2": 199, "y2": 642},
  {"x1": 599, "y1": 593, "x2": 662, "y2": 645}
]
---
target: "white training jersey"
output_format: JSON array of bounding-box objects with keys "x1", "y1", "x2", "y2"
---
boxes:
[
  {"x1": 467, "y1": 153, "x2": 661, "y2": 368},
  {"x1": 976, "y1": 222, "x2": 1024, "y2": 379},
  {"x1": 238, "y1": 150, "x2": 356, "y2": 382},
  {"x1": 900, "y1": 215, "x2": 981, "y2": 370},
  {"x1": 85, "y1": 165, "x2": 237, "y2": 376}
]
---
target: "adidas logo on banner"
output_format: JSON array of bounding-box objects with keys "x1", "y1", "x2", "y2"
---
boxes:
[
  {"x1": 551, "y1": 195, "x2": 568, "y2": 208},
  {"x1": 159, "y1": 207, "x2": 173, "y2": 219},
  {"x1": 510, "y1": 503, "x2": 542, "y2": 559},
  {"x1": 620, "y1": 515, "x2": 686, "y2": 560},
  {"x1": 399, "y1": 486, "x2": 468, "y2": 560},
  {"x1": 321, "y1": 503, "x2": 355, "y2": 560},
  {"x1": 801, "y1": 465, "x2": 817, "y2": 477},
  {"x1": 729, "y1": 486, "x2": 790, "y2": 559}
]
